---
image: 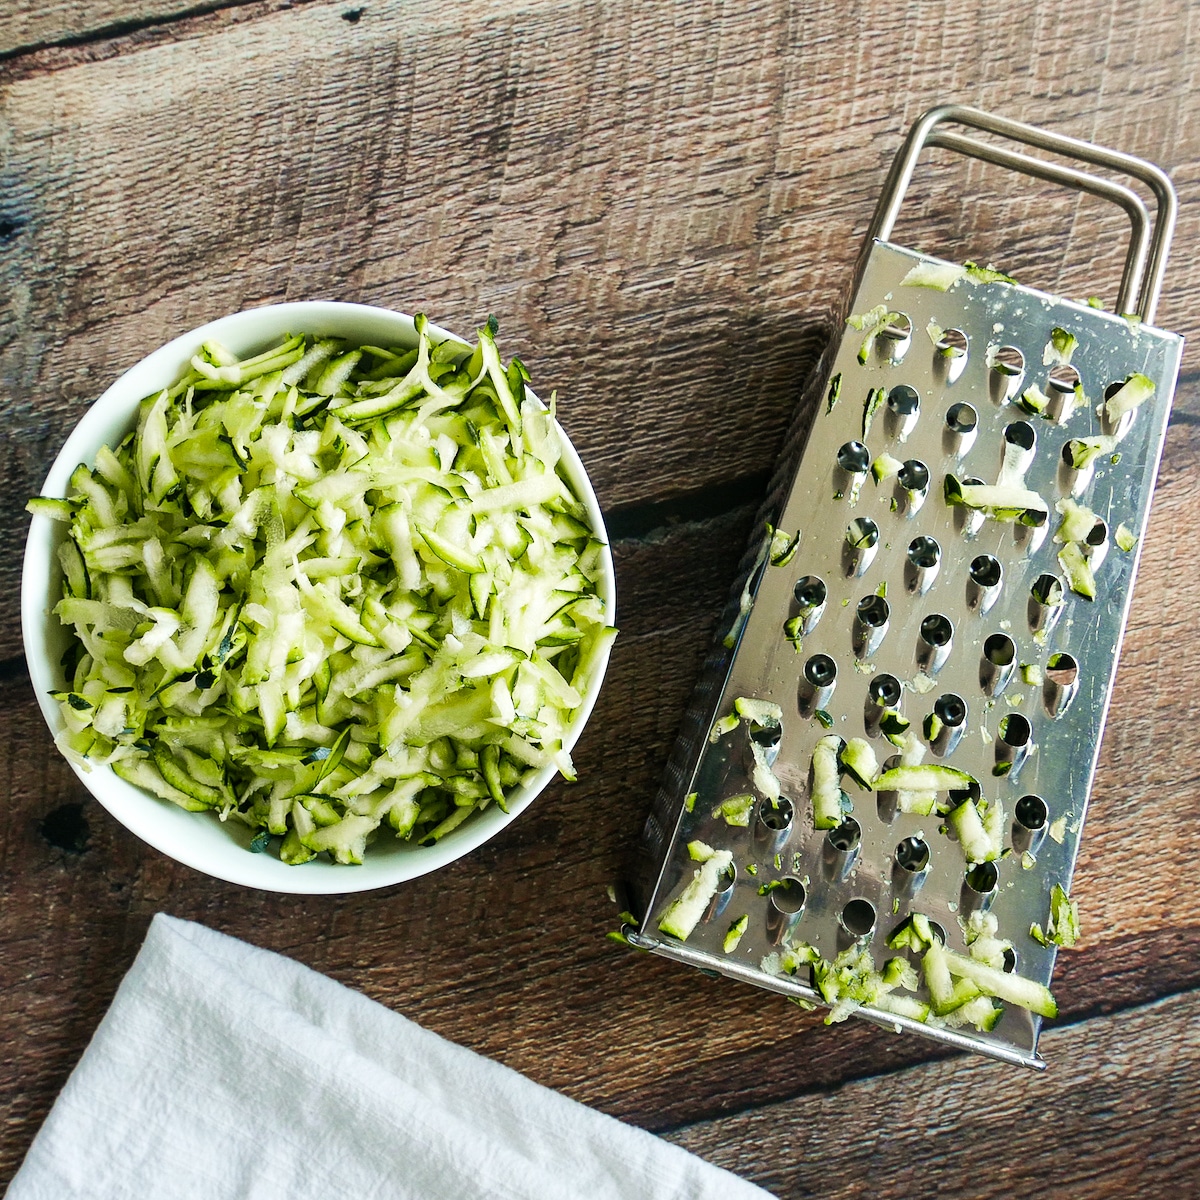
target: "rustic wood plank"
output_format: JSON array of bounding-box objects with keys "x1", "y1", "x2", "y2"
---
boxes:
[
  {"x1": 0, "y1": 504, "x2": 753, "y2": 1184},
  {"x1": 0, "y1": 1, "x2": 255, "y2": 58},
  {"x1": 5, "y1": 2, "x2": 1200, "y2": 1190},
  {"x1": 665, "y1": 985, "x2": 1200, "y2": 1198},
  {"x1": 5, "y1": 461, "x2": 1200, "y2": 1182},
  {"x1": 3, "y1": 0, "x2": 1200, "y2": 657}
]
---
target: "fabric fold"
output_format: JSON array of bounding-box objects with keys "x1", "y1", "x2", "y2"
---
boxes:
[{"x1": 7, "y1": 914, "x2": 771, "y2": 1200}]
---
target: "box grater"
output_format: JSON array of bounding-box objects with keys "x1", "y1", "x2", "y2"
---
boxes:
[{"x1": 623, "y1": 105, "x2": 1183, "y2": 1067}]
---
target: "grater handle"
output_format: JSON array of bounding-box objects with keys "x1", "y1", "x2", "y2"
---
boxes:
[
  {"x1": 926, "y1": 131, "x2": 1149, "y2": 320},
  {"x1": 867, "y1": 104, "x2": 1177, "y2": 323}
]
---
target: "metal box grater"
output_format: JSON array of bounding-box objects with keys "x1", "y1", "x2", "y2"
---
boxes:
[{"x1": 623, "y1": 106, "x2": 1183, "y2": 1067}]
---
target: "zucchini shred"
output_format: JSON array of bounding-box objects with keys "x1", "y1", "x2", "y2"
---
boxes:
[{"x1": 31, "y1": 318, "x2": 616, "y2": 865}]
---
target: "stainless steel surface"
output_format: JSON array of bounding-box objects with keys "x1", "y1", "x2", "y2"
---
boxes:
[
  {"x1": 864, "y1": 104, "x2": 1177, "y2": 323},
  {"x1": 632, "y1": 237, "x2": 1182, "y2": 1067}
]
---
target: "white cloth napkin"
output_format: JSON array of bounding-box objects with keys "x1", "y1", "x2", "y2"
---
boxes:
[{"x1": 8, "y1": 914, "x2": 771, "y2": 1200}]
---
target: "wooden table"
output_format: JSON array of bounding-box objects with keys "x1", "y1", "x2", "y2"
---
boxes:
[{"x1": 3, "y1": 2, "x2": 1199, "y2": 1194}]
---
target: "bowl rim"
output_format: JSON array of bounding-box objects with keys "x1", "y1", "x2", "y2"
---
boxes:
[{"x1": 21, "y1": 300, "x2": 616, "y2": 894}]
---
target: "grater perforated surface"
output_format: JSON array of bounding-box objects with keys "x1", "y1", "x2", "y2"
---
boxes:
[{"x1": 628, "y1": 239, "x2": 1183, "y2": 1067}]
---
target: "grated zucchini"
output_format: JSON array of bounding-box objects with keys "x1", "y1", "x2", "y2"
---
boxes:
[
  {"x1": 658, "y1": 842, "x2": 734, "y2": 941},
  {"x1": 30, "y1": 322, "x2": 615, "y2": 864}
]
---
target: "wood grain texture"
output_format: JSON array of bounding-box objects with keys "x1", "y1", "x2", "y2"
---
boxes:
[
  {"x1": 0, "y1": 0, "x2": 257, "y2": 58},
  {"x1": 0, "y1": 505, "x2": 754, "y2": 1184},
  {"x1": 665, "y1": 986, "x2": 1200, "y2": 1198},
  {"x1": 3, "y1": 0, "x2": 1200, "y2": 657},
  {"x1": 5, "y1": 467, "x2": 1200, "y2": 1184},
  {"x1": 4, "y1": 1, "x2": 1200, "y2": 1193}
]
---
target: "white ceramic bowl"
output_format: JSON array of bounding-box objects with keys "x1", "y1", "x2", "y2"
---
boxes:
[{"x1": 22, "y1": 301, "x2": 616, "y2": 893}]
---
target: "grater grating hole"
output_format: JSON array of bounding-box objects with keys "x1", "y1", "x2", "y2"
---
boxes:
[
  {"x1": 847, "y1": 518, "x2": 879, "y2": 548},
  {"x1": 970, "y1": 556, "x2": 1003, "y2": 588},
  {"x1": 1046, "y1": 653, "x2": 1079, "y2": 687},
  {"x1": 857, "y1": 595, "x2": 890, "y2": 626},
  {"x1": 892, "y1": 834, "x2": 930, "y2": 897},
  {"x1": 1101, "y1": 380, "x2": 1137, "y2": 439},
  {"x1": 962, "y1": 861, "x2": 999, "y2": 914},
  {"x1": 948, "y1": 777, "x2": 982, "y2": 805},
  {"x1": 992, "y1": 345, "x2": 1025, "y2": 376},
  {"x1": 792, "y1": 575, "x2": 827, "y2": 639},
  {"x1": 989, "y1": 346, "x2": 1025, "y2": 403},
  {"x1": 823, "y1": 817, "x2": 862, "y2": 883},
  {"x1": 754, "y1": 796, "x2": 793, "y2": 855},
  {"x1": 1059, "y1": 437, "x2": 1095, "y2": 496},
  {"x1": 1045, "y1": 363, "x2": 1083, "y2": 422},
  {"x1": 840, "y1": 898, "x2": 876, "y2": 938},
  {"x1": 1031, "y1": 573, "x2": 1063, "y2": 604},
  {"x1": 1012, "y1": 794, "x2": 1048, "y2": 854},
  {"x1": 984, "y1": 633, "x2": 1015, "y2": 664},
  {"x1": 854, "y1": 594, "x2": 890, "y2": 658},
  {"x1": 895, "y1": 836, "x2": 930, "y2": 874},
  {"x1": 1015, "y1": 794, "x2": 1048, "y2": 832},
  {"x1": 967, "y1": 554, "x2": 1003, "y2": 613},
  {"x1": 999, "y1": 712, "x2": 1033, "y2": 748},
  {"x1": 928, "y1": 693, "x2": 968, "y2": 756},
  {"x1": 1015, "y1": 507, "x2": 1049, "y2": 556},
  {"x1": 869, "y1": 673, "x2": 902, "y2": 706},
  {"x1": 980, "y1": 633, "x2": 1016, "y2": 697},
  {"x1": 897, "y1": 459, "x2": 930, "y2": 516},
  {"x1": 917, "y1": 613, "x2": 953, "y2": 674},
  {"x1": 943, "y1": 399, "x2": 976, "y2": 453},
  {"x1": 1003, "y1": 947, "x2": 1019, "y2": 973},
  {"x1": 1028, "y1": 573, "x2": 1066, "y2": 635},
  {"x1": 704, "y1": 862, "x2": 737, "y2": 923},
  {"x1": 1058, "y1": 439, "x2": 1098, "y2": 499},
  {"x1": 935, "y1": 694, "x2": 967, "y2": 725},
  {"x1": 799, "y1": 653, "x2": 837, "y2": 716},
  {"x1": 886, "y1": 384, "x2": 921, "y2": 440},
  {"x1": 907, "y1": 536, "x2": 940, "y2": 567},
  {"x1": 1004, "y1": 419, "x2": 1036, "y2": 454},
  {"x1": 844, "y1": 518, "x2": 880, "y2": 576},
  {"x1": 805, "y1": 654, "x2": 837, "y2": 688},
  {"x1": 936, "y1": 328, "x2": 969, "y2": 359},
  {"x1": 887, "y1": 384, "x2": 920, "y2": 415},
  {"x1": 934, "y1": 331, "x2": 969, "y2": 385},
  {"x1": 795, "y1": 576, "x2": 828, "y2": 608},
  {"x1": 886, "y1": 915, "x2": 945, "y2": 947},
  {"x1": 945, "y1": 401, "x2": 977, "y2": 434},
  {"x1": 995, "y1": 713, "x2": 1033, "y2": 777},
  {"x1": 837, "y1": 441, "x2": 872, "y2": 475},
  {"x1": 769, "y1": 877, "x2": 807, "y2": 915},
  {"x1": 878, "y1": 313, "x2": 913, "y2": 364},
  {"x1": 750, "y1": 723, "x2": 783, "y2": 751},
  {"x1": 827, "y1": 817, "x2": 862, "y2": 854},
  {"x1": 759, "y1": 795, "x2": 794, "y2": 831},
  {"x1": 904, "y1": 534, "x2": 941, "y2": 596},
  {"x1": 921, "y1": 613, "x2": 954, "y2": 644},
  {"x1": 766, "y1": 876, "x2": 806, "y2": 944},
  {"x1": 1044, "y1": 652, "x2": 1080, "y2": 718},
  {"x1": 964, "y1": 860, "x2": 999, "y2": 894},
  {"x1": 1048, "y1": 364, "x2": 1081, "y2": 394}
]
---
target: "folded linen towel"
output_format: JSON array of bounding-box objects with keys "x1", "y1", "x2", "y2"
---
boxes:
[{"x1": 7, "y1": 914, "x2": 771, "y2": 1199}]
